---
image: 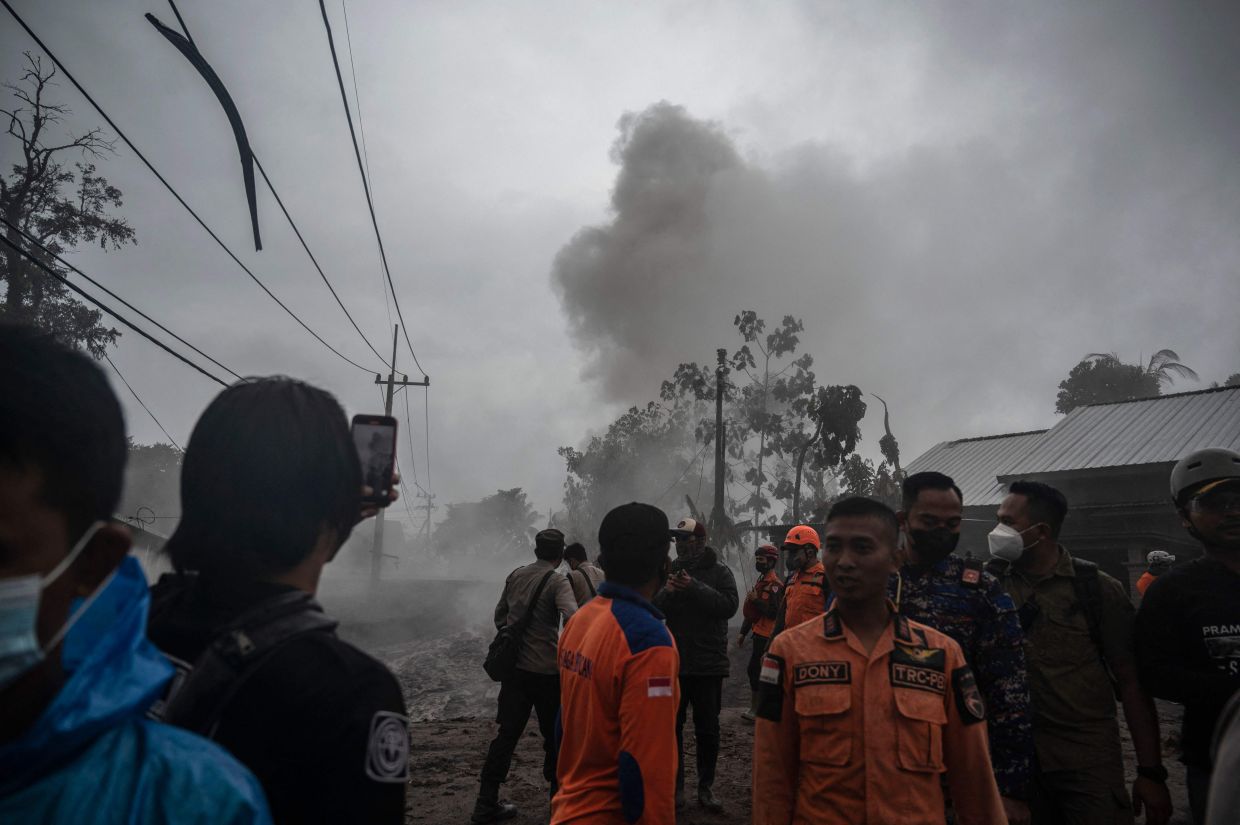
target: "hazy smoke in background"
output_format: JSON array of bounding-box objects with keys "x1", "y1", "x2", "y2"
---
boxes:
[{"x1": 552, "y1": 4, "x2": 1240, "y2": 455}]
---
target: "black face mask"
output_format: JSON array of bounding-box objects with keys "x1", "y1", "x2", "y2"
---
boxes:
[{"x1": 909, "y1": 528, "x2": 960, "y2": 564}]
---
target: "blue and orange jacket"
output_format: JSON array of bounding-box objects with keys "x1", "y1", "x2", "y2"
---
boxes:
[{"x1": 551, "y1": 581, "x2": 680, "y2": 825}]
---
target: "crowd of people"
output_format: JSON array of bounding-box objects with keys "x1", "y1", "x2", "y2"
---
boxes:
[{"x1": 2, "y1": 320, "x2": 1239, "y2": 825}]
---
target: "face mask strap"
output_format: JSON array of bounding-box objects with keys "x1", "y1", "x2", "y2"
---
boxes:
[
  {"x1": 44, "y1": 520, "x2": 105, "y2": 587},
  {"x1": 43, "y1": 563, "x2": 119, "y2": 654}
]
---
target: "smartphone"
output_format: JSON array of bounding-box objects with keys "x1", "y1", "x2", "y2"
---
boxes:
[{"x1": 351, "y1": 414, "x2": 398, "y2": 505}]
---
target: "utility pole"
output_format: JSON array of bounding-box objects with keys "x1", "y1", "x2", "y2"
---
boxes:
[
  {"x1": 372, "y1": 324, "x2": 429, "y2": 590},
  {"x1": 710, "y1": 348, "x2": 728, "y2": 534}
]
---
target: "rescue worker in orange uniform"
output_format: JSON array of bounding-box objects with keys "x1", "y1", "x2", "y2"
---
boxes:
[
  {"x1": 772, "y1": 525, "x2": 826, "y2": 636},
  {"x1": 738, "y1": 543, "x2": 784, "y2": 720},
  {"x1": 551, "y1": 502, "x2": 680, "y2": 825},
  {"x1": 753, "y1": 497, "x2": 1006, "y2": 825}
]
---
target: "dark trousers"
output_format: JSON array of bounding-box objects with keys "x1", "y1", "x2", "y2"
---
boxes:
[
  {"x1": 479, "y1": 669, "x2": 560, "y2": 797},
  {"x1": 675, "y1": 674, "x2": 723, "y2": 790},
  {"x1": 1186, "y1": 763, "x2": 1210, "y2": 825},
  {"x1": 746, "y1": 634, "x2": 770, "y2": 692}
]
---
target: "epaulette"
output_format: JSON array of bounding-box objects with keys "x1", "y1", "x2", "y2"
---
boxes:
[{"x1": 822, "y1": 611, "x2": 844, "y2": 639}]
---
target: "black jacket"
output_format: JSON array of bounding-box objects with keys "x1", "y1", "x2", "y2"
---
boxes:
[
  {"x1": 653, "y1": 547, "x2": 739, "y2": 676},
  {"x1": 1135, "y1": 557, "x2": 1240, "y2": 768}
]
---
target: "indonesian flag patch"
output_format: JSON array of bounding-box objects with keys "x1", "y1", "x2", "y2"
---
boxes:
[
  {"x1": 647, "y1": 676, "x2": 674, "y2": 697},
  {"x1": 759, "y1": 656, "x2": 781, "y2": 685}
]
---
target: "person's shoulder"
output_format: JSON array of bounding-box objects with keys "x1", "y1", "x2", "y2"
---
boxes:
[
  {"x1": 253, "y1": 631, "x2": 403, "y2": 709},
  {"x1": 606, "y1": 597, "x2": 674, "y2": 656},
  {"x1": 129, "y1": 719, "x2": 271, "y2": 818}
]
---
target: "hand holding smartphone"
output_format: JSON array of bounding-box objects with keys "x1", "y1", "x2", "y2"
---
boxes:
[{"x1": 351, "y1": 414, "x2": 398, "y2": 506}]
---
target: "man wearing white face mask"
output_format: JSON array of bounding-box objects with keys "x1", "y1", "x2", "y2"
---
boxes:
[
  {"x1": 0, "y1": 323, "x2": 270, "y2": 823},
  {"x1": 987, "y1": 480, "x2": 1171, "y2": 825}
]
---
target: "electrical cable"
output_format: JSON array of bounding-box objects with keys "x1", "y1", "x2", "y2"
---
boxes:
[
  {"x1": 401, "y1": 385, "x2": 427, "y2": 494},
  {"x1": 1, "y1": 234, "x2": 228, "y2": 386},
  {"x1": 1, "y1": 216, "x2": 243, "y2": 382},
  {"x1": 340, "y1": 0, "x2": 392, "y2": 330},
  {"x1": 104, "y1": 352, "x2": 182, "y2": 450},
  {"x1": 1, "y1": 0, "x2": 382, "y2": 374},
  {"x1": 318, "y1": 0, "x2": 427, "y2": 379},
  {"x1": 423, "y1": 386, "x2": 432, "y2": 499},
  {"x1": 655, "y1": 438, "x2": 712, "y2": 505}
]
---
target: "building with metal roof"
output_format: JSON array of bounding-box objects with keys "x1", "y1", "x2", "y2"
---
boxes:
[{"x1": 905, "y1": 386, "x2": 1240, "y2": 592}]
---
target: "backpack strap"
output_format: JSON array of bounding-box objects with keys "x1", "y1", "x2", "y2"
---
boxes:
[
  {"x1": 577, "y1": 568, "x2": 596, "y2": 599},
  {"x1": 514, "y1": 570, "x2": 557, "y2": 635},
  {"x1": 1070, "y1": 558, "x2": 1106, "y2": 653},
  {"x1": 156, "y1": 590, "x2": 337, "y2": 738}
]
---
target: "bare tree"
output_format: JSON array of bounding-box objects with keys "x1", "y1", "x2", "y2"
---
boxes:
[{"x1": 1, "y1": 52, "x2": 135, "y2": 356}]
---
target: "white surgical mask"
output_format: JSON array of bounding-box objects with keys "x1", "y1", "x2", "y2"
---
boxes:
[
  {"x1": 0, "y1": 521, "x2": 106, "y2": 691},
  {"x1": 987, "y1": 522, "x2": 1039, "y2": 562}
]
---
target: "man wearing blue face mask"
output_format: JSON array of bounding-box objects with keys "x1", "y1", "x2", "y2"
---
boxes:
[
  {"x1": 987, "y1": 480, "x2": 1170, "y2": 825},
  {"x1": 0, "y1": 323, "x2": 270, "y2": 823}
]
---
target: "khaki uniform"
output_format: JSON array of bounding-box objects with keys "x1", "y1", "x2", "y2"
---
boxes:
[
  {"x1": 752, "y1": 606, "x2": 1004, "y2": 825},
  {"x1": 996, "y1": 546, "x2": 1135, "y2": 824}
]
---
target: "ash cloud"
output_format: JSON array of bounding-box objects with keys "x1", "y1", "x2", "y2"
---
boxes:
[{"x1": 552, "y1": 3, "x2": 1240, "y2": 457}]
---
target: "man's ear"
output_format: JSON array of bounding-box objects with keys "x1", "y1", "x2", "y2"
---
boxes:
[
  {"x1": 1177, "y1": 508, "x2": 1193, "y2": 531},
  {"x1": 71, "y1": 523, "x2": 131, "y2": 596}
]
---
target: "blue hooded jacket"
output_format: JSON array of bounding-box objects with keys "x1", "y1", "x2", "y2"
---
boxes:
[{"x1": 0, "y1": 556, "x2": 272, "y2": 823}]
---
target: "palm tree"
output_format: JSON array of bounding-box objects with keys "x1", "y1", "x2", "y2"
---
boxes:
[{"x1": 1084, "y1": 349, "x2": 1199, "y2": 389}]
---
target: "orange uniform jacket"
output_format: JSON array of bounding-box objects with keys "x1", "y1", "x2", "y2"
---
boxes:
[
  {"x1": 1135, "y1": 571, "x2": 1156, "y2": 597},
  {"x1": 753, "y1": 606, "x2": 1005, "y2": 825},
  {"x1": 551, "y1": 581, "x2": 680, "y2": 825},
  {"x1": 779, "y1": 560, "x2": 827, "y2": 633},
  {"x1": 743, "y1": 570, "x2": 784, "y2": 639}
]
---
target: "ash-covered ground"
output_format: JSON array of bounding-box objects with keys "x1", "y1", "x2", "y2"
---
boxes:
[{"x1": 325, "y1": 578, "x2": 1193, "y2": 824}]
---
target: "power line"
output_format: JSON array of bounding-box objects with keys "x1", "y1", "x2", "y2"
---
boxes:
[
  {"x1": 1, "y1": 0, "x2": 381, "y2": 374},
  {"x1": 104, "y1": 353, "x2": 182, "y2": 450},
  {"x1": 1, "y1": 234, "x2": 228, "y2": 386},
  {"x1": 401, "y1": 384, "x2": 425, "y2": 494},
  {"x1": 159, "y1": 1, "x2": 391, "y2": 370},
  {"x1": 2, "y1": 216, "x2": 243, "y2": 382},
  {"x1": 340, "y1": 0, "x2": 392, "y2": 330},
  {"x1": 423, "y1": 386, "x2": 432, "y2": 497},
  {"x1": 318, "y1": 0, "x2": 427, "y2": 379},
  {"x1": 655, "y1": 438, "x2": 713, "y2": 505}
]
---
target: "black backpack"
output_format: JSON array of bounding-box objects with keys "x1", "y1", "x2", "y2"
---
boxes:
[
  {"x1": 149, "y1": 581, "x2": 337, "y2": 739},
  {"x1": 483, "y1": 570, "x2": 555, "y2": 683}
]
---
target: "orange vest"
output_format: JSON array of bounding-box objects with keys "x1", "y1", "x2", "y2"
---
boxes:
[
  {"x1": 744, "y1": 570, "x2": 783, "y2": 638},
  {"x1": 1136, "y1": 571, "x2": 1156, "y2": 596},
  {"x1": 753, "y1": 608, "x2": 1004, "y2": 825},
  {"x1": 552, "y1": 582, "x2": 680, "y2": 825},
  {"x1": 782, "y1": 560, "x2": 826, "y2": 631}
]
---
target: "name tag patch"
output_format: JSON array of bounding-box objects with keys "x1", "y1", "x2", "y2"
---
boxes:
[
  {"x1": 793, "y1": 660, "x2": 851, "y2": 687},
  {"x1": 891, "y1": 662, "x2": 947, "y2": 694},
  {"x1": 759, "y1": 656, "x2": 782, "y2": 685},
  {"x1": 647, "y1": 676, "x2": 674, "y2": 697}
]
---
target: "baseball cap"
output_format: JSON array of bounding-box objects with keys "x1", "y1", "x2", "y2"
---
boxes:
[
  {"x1": 599, "y1": 503, "x2": 670, "y2": 553},
  {"x1": 670, "y1": 517, "x2": 707, "y2": 539},
  {"x1": 535, "y1": 528, "x2": 565, "y2": 554}
]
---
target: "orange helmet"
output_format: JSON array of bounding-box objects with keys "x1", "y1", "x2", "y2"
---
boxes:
[
  {"x1": 755, "y1": 543, "x2": 779, "y2": 561},
  {"x1": 782, "y1": 524, "x2": 820, "y2": 550}
]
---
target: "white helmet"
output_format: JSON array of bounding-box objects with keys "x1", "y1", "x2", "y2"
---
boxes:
[{"x1": 1146, "y1": 550, "x2": 1176, "y2": 567}]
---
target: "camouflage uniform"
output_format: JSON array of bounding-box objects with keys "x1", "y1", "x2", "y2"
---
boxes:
[{"x1": 894, "y1": 555, "x2": 1033, "y2": 801}]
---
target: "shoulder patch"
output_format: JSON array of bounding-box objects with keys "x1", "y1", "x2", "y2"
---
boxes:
[
  {"x1": 365, "y1": 710, "x2": 411, "y2": 782},
  {"x1": 610, "y1": 598, "x2": 673, "y2": 655},
  {"x1": 822, "y1": 611, "x2": 844, "y2": 639},
  {"x1": 756, "y1": 653, "x2": 786, "y2": 721},
  {"x1": 961, "y1": 556, "x2": 983, "y2": 587},
  {"x1": 952, "y1": 665, "x2": 986, "y2": 725}
]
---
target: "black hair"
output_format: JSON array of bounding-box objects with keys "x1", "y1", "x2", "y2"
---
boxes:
[
  {"x1": 825, "y1": 496, "x2": 900, "y2": 544},
  {"x1": 534, "y1": 544, "x2": 564, "y2": 563},
  {"x1": 563, "y1": 542, "x2": 587, "y2": 563},
  {"x1": 166, "y1": 376, "x2": 361, "y2": 579},
  {"x1": 597, "y1": 502, "x2": 670, "y2": 588},
  {"x1": 1008, "y1": 480, "x2": 1068, "y2": 539},
  {"x1": 902, "y1": 471, "x2": 963, "y2": 511},
  {"x1": 0, "y1": 323, "x2": 126, "y2": 536}
]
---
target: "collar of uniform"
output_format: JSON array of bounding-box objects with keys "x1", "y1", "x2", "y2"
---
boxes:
[
  {"x1": 900, "y1": 553, "x2": 954, "y2": 580},
  {"x1": 821, "y1": 599, "x2": 901, "y2": 638},
  {"x1": 597, "y1": 581, "x2": 666, "y2": 620},
  {"x1": 1051, "y1": 545, "x2": 1076, "y2": 577}
]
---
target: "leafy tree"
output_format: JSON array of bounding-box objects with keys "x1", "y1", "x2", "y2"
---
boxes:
[
  {"x1": 838, "y1": 454, "x2": 876, "y2": 498},
  {"x1": 779, "y1": 384, "x2": 867, "y2": 522},
  {"x1": 1055, "y1": 349, "x2": 1196, "y2": 414},
  {"x1": 558, "y1": 402, "x2": 698, "y2": 545},
  {"x1": 1224, "y1": 373, "x2": 1240, "y2": 388},
  {"x1": 1, "y1": 53, "x2": 135, "y2": 356},
  {"x1": 431, "y1": 488, "x2": 541, "y2": 561}
]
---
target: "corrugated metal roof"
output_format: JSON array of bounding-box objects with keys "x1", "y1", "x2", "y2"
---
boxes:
[
  {"x1": 905, "y1": 430, "x2": 1049, "y2": 507},
  {"x1": 1004, "y1": 386, "x2": 1240, "y2": 475}
]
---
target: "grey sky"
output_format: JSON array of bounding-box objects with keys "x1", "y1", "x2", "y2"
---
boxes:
[{"x1": 3, "y1": 1, "x2": 1238, "y2": 533}]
